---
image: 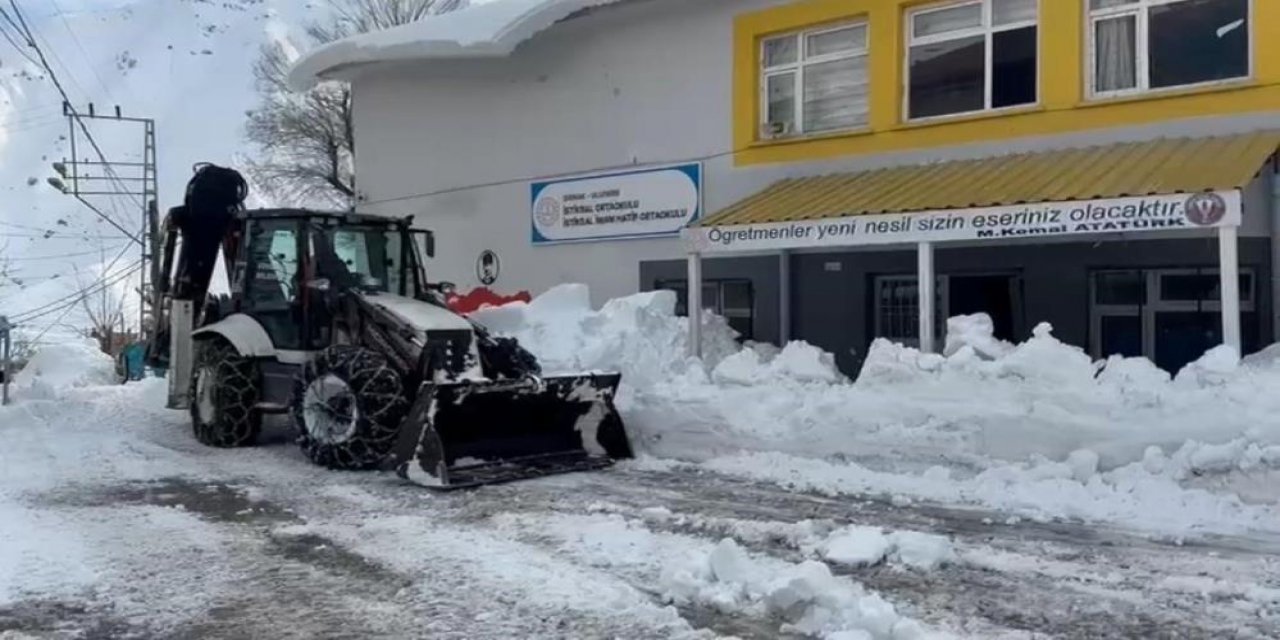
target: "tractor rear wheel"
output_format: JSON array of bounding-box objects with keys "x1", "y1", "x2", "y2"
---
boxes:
[
  {"x1": 293, "y1": 346, "x2": 408, "y2": 470},
  {"x1": 190, "y1": 339, "x2": 261, "y2": 447}
]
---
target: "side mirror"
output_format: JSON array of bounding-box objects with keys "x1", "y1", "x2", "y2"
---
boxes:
[{"x1": 424, "y1": 231, "x2": 435, "y2": 258}]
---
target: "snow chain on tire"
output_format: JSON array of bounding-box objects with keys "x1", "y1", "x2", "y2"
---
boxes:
[
  {"x1": 293, "y1": 345, "x2": 408, "y2": 470},
  {"x1": 190, "y1": 339, "x2": 261, "y2": 448}
]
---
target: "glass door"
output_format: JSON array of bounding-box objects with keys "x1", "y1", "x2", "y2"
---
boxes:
[{"x1": 1090, "y1": 268, "x2": 1256, "y2": 371}]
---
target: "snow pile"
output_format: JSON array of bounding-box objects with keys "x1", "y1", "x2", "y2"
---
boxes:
[
  {"x1": 942, "y1": 313, "x2": 1012, "y2": 359},
  {"x1": 289, "y1": 0, "x2": 629, "y2": 89},
  {"x1": 650, "y1": 315, "x2": 1280, "y2": 476},
  {"x1": 477, "y1": 285, "x2": 1280, "y2": 534},
  {"x1": 12, "y1": 339, "x2": 116, "y2": 400},
  {"x1": 661, "y1": 539, "x2": 928, "y2": 640},
  {"x1": 822, "y1": 526, "x2": 956, "y2": 570},
  {"x1": 712, "y1": 341, "x2": 843, "y2": 386},
  {"x1": 620, "y1": 504, "x2": 957, "y2": 572},
  {"x1": 471, "y1": 284, "x2": 739, "y2": 391}
]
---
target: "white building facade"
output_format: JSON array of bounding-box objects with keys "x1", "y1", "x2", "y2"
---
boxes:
[{"x1": 293, "y1": 0, "x2": 1280, "y2": 374}]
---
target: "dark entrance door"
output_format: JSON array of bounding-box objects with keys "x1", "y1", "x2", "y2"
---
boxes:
[{"x1": 948, "y1": 274, "x2": 1019, "y2": 341}]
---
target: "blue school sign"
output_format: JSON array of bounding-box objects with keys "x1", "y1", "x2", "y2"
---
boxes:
[{"x1": 531, "y1": 163, "x2": 702, "y2": 244}]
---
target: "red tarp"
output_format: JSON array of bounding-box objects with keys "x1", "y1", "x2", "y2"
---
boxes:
[{"x1": 445, "y1": 287, "x2": 532, "y2": 314}]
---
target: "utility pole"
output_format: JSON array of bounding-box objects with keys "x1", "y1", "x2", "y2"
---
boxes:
[
  {"x1": 48, "y1": 103, "x2": 159, "y2": 344},
  {"x1": 0, "y1": 315, "x2": 10, "y2": 406}
]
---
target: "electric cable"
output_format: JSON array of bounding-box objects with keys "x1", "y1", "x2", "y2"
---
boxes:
[{"x1": 2, "y1": 1, "x2": 145, "y2": 237}]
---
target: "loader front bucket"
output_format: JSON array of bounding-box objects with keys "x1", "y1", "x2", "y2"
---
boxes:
[{"x1": 388, "y1": 373, "x2": 633, "y2": 490}]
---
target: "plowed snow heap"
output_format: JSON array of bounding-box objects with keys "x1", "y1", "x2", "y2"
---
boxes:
[{"x1": 145, "y1": 164, "x2": 632, "y2": 489}]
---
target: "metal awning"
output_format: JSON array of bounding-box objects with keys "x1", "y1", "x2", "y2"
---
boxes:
[{"x1": 699, "y1": 131, "x2": 1280, "y2": 228}]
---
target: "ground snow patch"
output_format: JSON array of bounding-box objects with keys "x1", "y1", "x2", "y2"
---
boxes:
[
  {"x1": 662, "y1": 539, "x2": 929, "y2": 640},
  {"x1": 820, "y1": 527, "x2": 955, "y2": 570},
  {"x1": 821, "y1": 526, "x2": 894, "y2": 567},
  {"x1": 689, "y1": 451, "x2": 1280, "y2": 537}
]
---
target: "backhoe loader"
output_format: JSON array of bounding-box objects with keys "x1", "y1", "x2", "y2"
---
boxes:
[{"x1": 146, "y1": 164, "x2": 632, "y2": 489}]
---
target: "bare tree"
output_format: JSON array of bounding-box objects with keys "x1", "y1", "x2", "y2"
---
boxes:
[
  {"x1": 245, "y1": 0, "x2": 465, "y2": 206},
  {"x1": 72, "y1": 249, "x2": 132, "y2": 356}
]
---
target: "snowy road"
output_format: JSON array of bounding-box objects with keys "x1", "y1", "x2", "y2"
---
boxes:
[{"x1": 2, "y1": 380, "x2": 1278, "y2": 639}]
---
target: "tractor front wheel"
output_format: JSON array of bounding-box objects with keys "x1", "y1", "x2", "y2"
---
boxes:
[
  {"x1": 190, "y1": 339, "x2": 261, "y2": 447},
  {"x1": 293, "y1": 346, "x2": 408, "y2": 470}
]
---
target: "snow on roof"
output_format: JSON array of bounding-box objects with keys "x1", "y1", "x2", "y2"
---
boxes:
[{"x1": 287, "y1": 0, "x2": 626, "y2": 91}]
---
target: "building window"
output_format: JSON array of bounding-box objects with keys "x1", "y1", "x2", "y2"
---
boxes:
[
  {"x1": 1090, "y1": 267, "x2": 1257, "y2": 372},
  {"x1": 760, "y1": 22, "x2": 869, "y2": 138},
  {"x1": 873, "y1": 275, "x2": 948, "y2": 347},
  {"x1": 1088, "y1": 0, "x2": 1250, "y2": 97},
  {"x1": 906, "y1": 0, "x2": 1038, "y2": 120},
  {"x1": 873, "y1": 273, "x2": 1022, "y2": 347},
  {"x1": 657, "y1": 278, "x2": 755, "y2": 340}
]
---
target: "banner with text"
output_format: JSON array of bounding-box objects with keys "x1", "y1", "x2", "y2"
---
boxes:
[
  {"x1": 686, "y1": 191, "x2": 1241, "y2": 254},
  {"x1": 532, "y1": 163, "x2": 702, "y2": 244}
]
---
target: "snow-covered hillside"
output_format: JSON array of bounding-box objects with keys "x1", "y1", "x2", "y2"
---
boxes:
[{"x1": 0, "y1": 0, "x2": 323, "y2": 336}]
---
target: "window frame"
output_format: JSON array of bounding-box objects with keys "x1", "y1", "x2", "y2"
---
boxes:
[
  {"x1": 903, "y1": 0, "x2": 1041, "y2": 123},
  {"x1": 656, "y1": 277, "x2": 756, "y2": 341},
  {"x1": 759, "y1": 20, "x2": 870, "y2": 139},
  {"x1": 1088, "y1": 267, "x2": 1256, "y2": 360},
  {"x1": 872, "y1": 274, "x2": 950, "y2": 348},
  {"x1": 1085, "y1": 0, "x2": 1254, "y2": 100}
]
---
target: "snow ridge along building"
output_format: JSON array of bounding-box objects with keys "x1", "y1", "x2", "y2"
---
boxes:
[{"x1": 292, "y1": 0, "x2": 1280, "y2": 374}]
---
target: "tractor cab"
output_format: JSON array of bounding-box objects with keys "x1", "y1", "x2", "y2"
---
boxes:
[{"x1": 222, "y1": 210, "x2": 438, "y2": 353}]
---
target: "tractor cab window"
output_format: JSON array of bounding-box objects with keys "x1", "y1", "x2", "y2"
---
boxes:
[
  {"x1": 312, "y1": 225, "x2": 407, "y2": 296},
  {"x1": 243, "y1": 218, "x2": 303, "y2": 350}
]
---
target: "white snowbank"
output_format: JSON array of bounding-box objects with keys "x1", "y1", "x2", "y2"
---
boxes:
[
  {"x1": 670, "y1": 449, "x2": 1280, "y2": 537},
  {"x1": 471, "y1": 284, "x2": 739, "y2": 395},
  {"x1": 713, "y1": 341, "x2": 844, "y2": 386},
  {"x1": 12, "y1": 339, "x2": 116, "y2": 400},
  {"x1": 486, "y1": 284, "x2": 1280, "y2": 535}
]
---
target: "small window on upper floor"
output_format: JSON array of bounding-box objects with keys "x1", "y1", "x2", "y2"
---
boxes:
[
  {"x1": 906, "y1": 0, "x2": 1039, "y2": 121},
  {"x1": 760, "y1": 22, "x2": 869, "y2": 139},
  {"x1": 1088, "y1": 0, "x2": 1249, "y2": 98}
]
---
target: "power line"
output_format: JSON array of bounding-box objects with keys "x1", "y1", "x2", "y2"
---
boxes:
[
  {"x1": 1, "y1": 1, "x2": 143, "y2": 240},
  {"x1": 49, "y1": 0, "x2": 110, "y2": 100},
  {"x1": 0, "y1": 18, "x2": 37, "y2": 66},
  {"x1": 7, "y1": 239, "x2": 135, "y2": 319},
  {"x1": 3, "y1": 243, "x2": 130, "y2": 262},
  {"x1": 21, "y1": 261, "x2": 141, "y2": 345},
  {"x1": 361, "y1": 146, "x2": 743, "y2": 206},
  {"x1": 0, "y1": 231, "x2": 128, "y2": 240},
  {"x1": 10, "y1": 246, "x2": 138, "y2": 324},
  {"x1": 0, "y1": 219, "x2": 102, "y2": 234}
]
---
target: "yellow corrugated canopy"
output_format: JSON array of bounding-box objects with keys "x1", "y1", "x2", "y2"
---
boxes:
[{"x1": 699, "y1": 132, "x2": 1280, "y2": 227}]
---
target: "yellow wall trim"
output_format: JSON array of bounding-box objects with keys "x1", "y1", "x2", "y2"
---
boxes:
[{"x1": 733, "y1": 0, "x2": 1280, "y2": 166}]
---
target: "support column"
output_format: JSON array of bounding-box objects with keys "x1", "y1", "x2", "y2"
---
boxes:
[
  {"x1": 1219, "y1": 226, "x2": 1242, "y2": 354},
  {"x1": 168, "y1": 300, "x2": 194, "y2": 410},
  {"x1": 918, "y1": 241, "x2": 936, "y2": 353},
  {"x1": 688, "y1": 252, "x2": 703, "y2": 358},
  {"x1": 1271, "y1": 175, "x2": 1280, "y2": 344},
  {"x1": 778, "y1": 250, "x2": 792, "y2": 344}
]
